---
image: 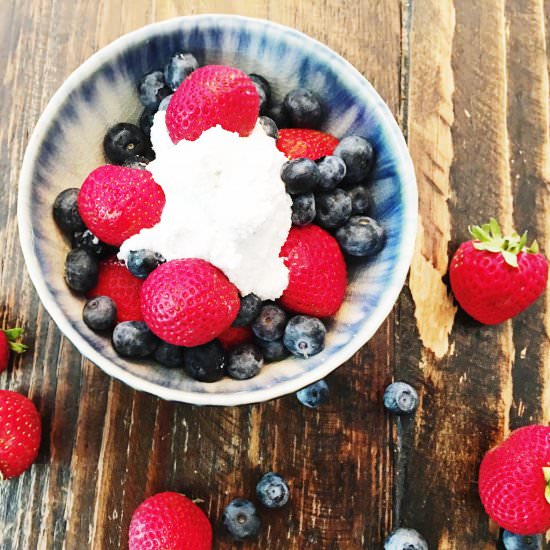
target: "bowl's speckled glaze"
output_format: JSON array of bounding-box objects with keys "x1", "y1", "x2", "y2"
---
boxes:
[{"x1": 18, "y1": 15, "x2": 417, "y2": 405}]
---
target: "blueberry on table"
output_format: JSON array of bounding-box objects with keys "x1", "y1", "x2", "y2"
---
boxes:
[
  {"x1": 281, "y1": 158, "x2": 321, "y2": 194},
  {"x1": 83, "y1": 296, "x2": 117, "y2": 332},
  {"x1": 122, "y1": 155, "x2": 151, "y2": 170},
  {"x1": 315, "y1": 188, "x2": 352, "y2": 229},
  {"x1": 164, "y1": 52, "x2": 199, "y2": 91},
  {"x1": 283, "y1": 315, "x2": 326, "y2": 358},
  {"x1": 502, "y1": 530, "x2": 542, "y2": 549},
  {"x1": 222, "y1": 499, "x2": 261, "y2": 540},
  {"x1": 53, "y1": 188, "x2": 86, "y2": 236},
  {"x1": 112, "y1": 321, "x2": 159, "y2": 358},
  {"x1": 266, "y1": 102, "x2": 290, "y2": 129},
  {"x1": 226, "y1": 343, "x2": 263, "y2": 380},
  {"x1": 291, "y1": 193, "x2": 316, "y2": 226},
  {"x1": 334, "y1": 135, "x2": 375, "y2": 183},
  {"x1": 103, "y1": 123, "x2": 149, "y2": 165},
  {"x1": 383, "y1": 382, "x2": 419, "y2": 415},
  {"x1": 384, "y1": 528, "x2": 428, "y2": 550},
  {"x1": 183, "y1": 340, "x2": 225, "y2": 382},
  {"x1": 256, "y1": 472, "x2": 290, "y2": 509},
  {"x1": 335, "y1": 216, "x2": 385, "y2": 257},
  {"x1": 258, "y1": 116, "x2": 279, "y2": 139},
  {"x1": 232, "y1": 294, "x2": 262, "y2": 327},
  {"x1": 249, "y1": 73, "x2": 271, "y2": 114},
  {"x1": 157, "y1": 93, "x2": 174, "y2": 112},
  {"x1": 154, "y1": 341, "x2": 185, "y2": 368},
  {"x1": 256, "y1": 338, "x2": 289, "y2": 362},
  {"x1": 72, "y1": 229, "x2": 115, "y2": 259},
  {"x1": 64, "y1": 248, "x2": 99, "y2": 293},
  {"x1": 138, "y1": 70, "x2": 171, "y2": 109},
  {"x1": 348, "y1": 184, "x2": 370, "y2": 214},
  {"x1": 283, "y1": 88, "x2": 324, "y2": 129},
  {"x1": 126, "y1": 249, "x2": 166, "y2": 279},
  {"x1": 139, "y1": 108, "x2": 156, "y2": 137},
  {"x1": 316, "y1": 155, "x2": 347, "y2": 191},
  {"x1": 296, "y1": 379, "x2": 329, "y2": 408},
  {"x1": 252, "y1": 304, "x2": 287, "y2": 342}
]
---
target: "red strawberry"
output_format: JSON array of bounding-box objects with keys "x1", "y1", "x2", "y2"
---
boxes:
[
  {"x1": 0, "y1": 328, "x2": 27, "y2": 374},
  {"x1": 478, "y1": 425, "x2": 550, "y2": 535},
  {"x1": 141, "y1": 259, "x2": 239, "y2": 347},
  {"x1": 217, "y1": 326, "x2": 253, "y2": 350},
  {"x1": 87, "y1": 258, "x2": 143, "y2": 322},
  {"x1": 450, "y1": 219, "x2": 548, "y2": 324},
  {"x1": 0, "y1": 390, "x2": 41, "y2": 479},
  {"x1": 78, "y1": 165, "x2": 165, "y2": 246},
  {"x1": 279, "y1": 225, "x2": 347, "y2": 317},
  {"x1": 276, "y1": 128, "x2": 339, "y2": 160},
  {"x1": 129, "y1": 491, "x2": 212, "y2": 550},
  {"x1": 165, "y1": 65, "x2": 259, "y2": 143}
]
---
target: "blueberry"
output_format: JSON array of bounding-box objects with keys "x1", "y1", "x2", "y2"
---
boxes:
[
  {"x1": 138, "y1": 70, "x2": 171, "y2": 109},
  {"x1": 53, "y1": 188, "x2": 86, "y2": 236},
  {"x1": 126, "y1": 249, "x2": 165, "y2": 279},
  {"x1": 335, "y1": 216, "x2": 385, "y2": 256},
  {"x1": 226, "y1": 343, "x2": 263, "y2": 380},
  {"x1": 183, "y1": 340, "x2": 225, "y2": 382},
  {"x1": 222, "y1": 499, "x2": 261, "y2": 540},
  {"x1": 283, "y1": 315, "x2": 326, "y2": 358},
  {"x1": 83, "y1": 296, "x2": 117, "y2": 332},
  {"x1": 258, "y1": 116, "x2": 278, "y2": 139},
  {"x1": 139, "y1": 108, "x2": 156, "y2": 138},
  {"x1": 164, "y1": 52, "x2": 199, "y2": 91},
  {"x1": 249, "y1": 73, "x2": 271, "y2": 114},
  {"x1": 383, "y1": 382, "x2": 419, "y2": 415},
  {"x1": 122, "y1": 155, "x2": 151, "y2": 170},
  {"x1": 348, "y1": 185, "x2": 370, "y2": 214},
  {"x1": 291, "y1": 193, "x2": 316, "y2": 226},
  {"x1": 154, "y1": 341, "x2": 185, "y2": 368},
  {"x1": 256, "y1": 472, "x2": 290, "y2": 509},
  {"x1": 334, "y1": 135, "x2": 375, "y2": 183},
  {"x1": 112, "y1": 321, "x2": 159, "y2": 358},
  {"x1": 502, "y1": 530, "x2": 543, "y2": 550},
  {"x1": 283, "y1": 88, "x2": 324, "y2": 129},
  {"x1": 266, "y1": 103, "x2": 290, "y2": 129},
  {"x1": 281, "y1": 158, "x2": 321, "y2": 194},
  {"x1": 72, "y1": 229, "x2": 115, "y2": 259},
  {"x1": 316, "y1": 155, "x2": 347, "y2": 191},
  {"x1": 296, "y1": 379, "x2": 329, "y2": 408},
  {"x1": 256, "y1": 338, "x2": 289, "y2": 362},
  {"x1": 384, "y1": 528, "x2": 428, "y2": 550},
  {"x1": 158, "y1": 93, "x2": 174, "y2": 112},
  {"x1": 252, "y1": 304, "x2": 287, "y2": 342},
  {"x1": 233, "y1": 294, "x2": 262, "y2": 327},
  {"x1": 64, "y1": 248, "x2": 99, "y2": 293},
  {"x1": 315, "y1": 188, "x2": 352, "y2": 229},
  {"x1": 103, "y1": 123, "x2": 149, "y2": 165}
]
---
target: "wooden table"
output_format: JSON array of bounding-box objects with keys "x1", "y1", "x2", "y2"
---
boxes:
[{"x1": 1, "y1": 1, "x2": 549, "y2": 548}]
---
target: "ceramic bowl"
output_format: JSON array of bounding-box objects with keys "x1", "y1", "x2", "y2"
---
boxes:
[{"x1": 18, "y1": 15, "x2": 417, "y2": 406}]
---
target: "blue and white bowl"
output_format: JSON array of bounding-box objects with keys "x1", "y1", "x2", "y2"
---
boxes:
[{"x1": 18, "y1": 15, "x2": 417, "y2": 406}]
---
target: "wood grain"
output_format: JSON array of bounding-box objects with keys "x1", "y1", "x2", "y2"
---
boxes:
[{"x1": 0, "y1": 0, "x2": 549, "y2": 549}]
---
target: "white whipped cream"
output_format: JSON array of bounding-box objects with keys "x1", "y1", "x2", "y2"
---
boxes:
[{"x1": 119, "y1": 113, "x2": 292, "y2": 300}]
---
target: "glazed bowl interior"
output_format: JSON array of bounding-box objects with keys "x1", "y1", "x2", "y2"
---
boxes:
[{"x1": 18, "y1": 15, "x2": 417, "y2": 406}]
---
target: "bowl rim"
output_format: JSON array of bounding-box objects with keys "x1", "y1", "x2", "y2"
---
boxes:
[{"x1": 18, "y1": 14, "x2": 418, "y2": 406}]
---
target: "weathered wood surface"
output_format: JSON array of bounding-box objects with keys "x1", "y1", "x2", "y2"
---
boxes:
[{"x1": 0, "y1": 0, "x2": 548, "y2": 548}]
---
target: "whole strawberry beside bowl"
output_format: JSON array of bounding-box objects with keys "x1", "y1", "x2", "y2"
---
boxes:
[{"x1": 18, "y1": 15, "x2": 417, "y2": 405}]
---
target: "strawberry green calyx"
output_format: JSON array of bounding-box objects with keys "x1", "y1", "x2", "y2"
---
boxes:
[
  {"x1": 544, "y1": 467, "x2": 550, "y2": 504},
  {"x1": 469, "y1": 218, "x2": 540, "y2": 268},
  {"x1": 2, "y1": 328, "x2": 28, "y2": 353}
]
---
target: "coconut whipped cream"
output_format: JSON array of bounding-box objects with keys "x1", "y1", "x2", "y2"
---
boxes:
[{"x1": 119, "y1": 113, "x2": 292, "y2": 300}]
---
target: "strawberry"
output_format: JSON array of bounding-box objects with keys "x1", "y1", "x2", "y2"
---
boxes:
[
  {"x1": 141, "y1": 259, "x2": 239, "y2": 347},
  {"x1": 87, "y1": 258, "x2": 143, "y2": 322},
  {"x1": 279, "y1": 225, "x2": 347, "y2": 317},
  {"x1": 78, "y1": 165, "x2": 165, "y2": 246},
  {"x1": 478, "y1": 425, "x2": 550, "y2": 535},
  {"x1": 450, "y1": 219, "x2": 548, "y2": 324},
  {"x1": 165, "y1": 65, "x2": 259, "y2": 143},
  {"x1": 0, "y1": 328, "x2": 27, "y2": 374},
  {"x1": 0, "y1": 390, "x2": 41, "y2": 479},
  {"x1": 217, "y1": 326, "x2": 253, "y2": 350},
  {"x1": 129, "y1": 491, "x2": 212, "y2": 550},
  {"x1": 276, "y1": 128, "x2": 339, "y2": 160}
]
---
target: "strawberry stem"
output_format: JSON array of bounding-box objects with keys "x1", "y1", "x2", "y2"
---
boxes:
[
  {"x1": 469, "y1": 218, "x2": 540, "y2": 268},
  {"x1": 2, "y1": 328, "x2": 28, "y2": 354}
]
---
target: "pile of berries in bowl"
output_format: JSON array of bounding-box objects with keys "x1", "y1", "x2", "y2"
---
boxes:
[{"x1": 18, "y1": 15, "x2": 417, "y2": 405}]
